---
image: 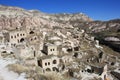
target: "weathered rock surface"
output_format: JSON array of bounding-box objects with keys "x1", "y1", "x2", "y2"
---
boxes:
[{"x1": 0, "y1": 5, "x2": 92, "y2": 30}]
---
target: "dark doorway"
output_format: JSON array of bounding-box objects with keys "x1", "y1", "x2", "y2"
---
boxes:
[
  {"x1": 46, "y1": 68, "x2": 51, "y2": 71},
  {"x1": 52, "y1": 67, "x2": 59, "y2": 72},
  {"x1": 20, "y1": 38, "x2": 25, "y2": 42},
  {"x1": 34, "y1": 51, "x2": 36, "y2": 57},
  {"x1": 29, "y1": 31, "x2": 34, "y2": 34}
]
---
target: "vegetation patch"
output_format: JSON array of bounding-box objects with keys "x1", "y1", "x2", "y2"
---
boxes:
[{"x1": 7, "y1": 64, "x2": 29, "y2": 74}]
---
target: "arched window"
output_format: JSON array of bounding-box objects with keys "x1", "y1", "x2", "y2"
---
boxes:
[
  {"x1": 50, "y1": 49, "x2": 52, "y2": 51},
  {"x1": 48, "y1": 62, "x2": 50, "y2": 65},
  {"x1": 17, "y1": 33, "x2": 19, "y2": 37},
  {"x1": 53, "y1": 49, "x2": 54, "y2": 51},
  {"x1": 45, "y1": 63, "x2": 47, "y2": 66},
  {"x1": 34, "y1": 37, "x2": 37, "y2": 40},
  {"x1": 14, "y1": 35, "x2": 16, "y2": 38},
  {"x1": 53, "y1": 60, "x2": 57, "y2": 64},
  {"x1": 11, "y1": 36, "x2": 13, "y2": 39}
]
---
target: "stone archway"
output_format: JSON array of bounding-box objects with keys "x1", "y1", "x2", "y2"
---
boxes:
[
  {"x1": 53, "y1": 60, "x2": 57, "y2": 64},
  {"x1": 29, "y1": 31, "x2": 34, "y2": 34},
  {"x1": 20, "y1": 38, "x2": 25, "y2": 42},
  {"x1": 46, "y1": 68, "x2": 51, "y2": 71},
  {"x1": 52, "y1": 67, "x2": 59, "y2": 72}
]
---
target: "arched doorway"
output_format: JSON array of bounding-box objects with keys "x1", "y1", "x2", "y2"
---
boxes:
[
  {"x1": 46, "y1": 68, "x2": 51, "y2": 71},
  {"x1": 20, "y1": 38, "x2": 25, "y2": 43},
  {"x1": 52, "y1": 67, "x2": 59, "y2": 72},
  {"x1": 29, "y1": 31, "x2": 34, "y2": 34},
  {"x1": 53, "y1": 60, "x2": 57, "y2": 64}
]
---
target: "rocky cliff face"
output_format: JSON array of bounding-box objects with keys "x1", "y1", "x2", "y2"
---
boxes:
[
  {"x1": 88, "y1": 20, "x2": 120, "y2": 52},
  {"x1": 0, "y1": 5, "x2": 92, "y2": 30},
  {"x1": 72, "y1": 19, "x2": 120, "y2": 52}
]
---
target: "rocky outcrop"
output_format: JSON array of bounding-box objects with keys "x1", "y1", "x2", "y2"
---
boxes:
[
  {"x1": 78, "y1": 19, "x2": 120, "y2": 52},
  {"x1": 0, "y1": 5, "x2": 92, "y2": 30}
]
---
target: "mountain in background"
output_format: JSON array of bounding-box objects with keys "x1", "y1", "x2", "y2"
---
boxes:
[{"x1": 0, "y1": 5, "x2": 92, "y2": 30}]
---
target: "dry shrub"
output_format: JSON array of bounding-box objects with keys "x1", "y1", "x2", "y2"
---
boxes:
[
  {"x1": 7, "y1": 64, "x2": 29, "y2": 74},
  {"x1": 45, "y1": 72, "x2": 69, "y2": 80},
  {"x1": 33, "y1": 74, "x2": 47, "y2": 80},
  {"x1": 35, "y1": 66, "x2": 43, "y2": 74},
  {"x1": 7, "y1": 64, "x2": 69, "y2": 80}
]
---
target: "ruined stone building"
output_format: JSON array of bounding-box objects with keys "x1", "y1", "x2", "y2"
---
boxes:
[
  {"x1": 38, "y1": 56, "x2": 59, "y2": 72},
  {"x1": 38, "y1": 43, "x2": 60, "y2": 72},
  {"x1": 26, "y1": 34, "x2": 40, "y2": 45},
  {"x1": 43, "y1": 43, "x2": 58, "y2": 55},
  {"x1": 3, "y1": 29, "x2": 27, "y2": 45}
]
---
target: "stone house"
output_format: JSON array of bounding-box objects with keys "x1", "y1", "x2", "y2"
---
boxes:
[
  {"x1": 26, "y1": 34, "x2": 40, "y2": 45},
  {"x1": 43, "y1": 43, "x2": 58, "y2": 55},
  {"x1": 3, "y1": 29, "x2": 27, "y2": 45},
  {"x1": 37, "y1": 43, "x2": 60, "y2": 72},
  {"x1": 38, "y1": 56, "x2": 60, "y2": 72}
]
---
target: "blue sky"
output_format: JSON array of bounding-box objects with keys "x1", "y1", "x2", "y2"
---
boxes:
[{"x1": 0, "y1": 0, "x2": 120, "y2": 20}]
